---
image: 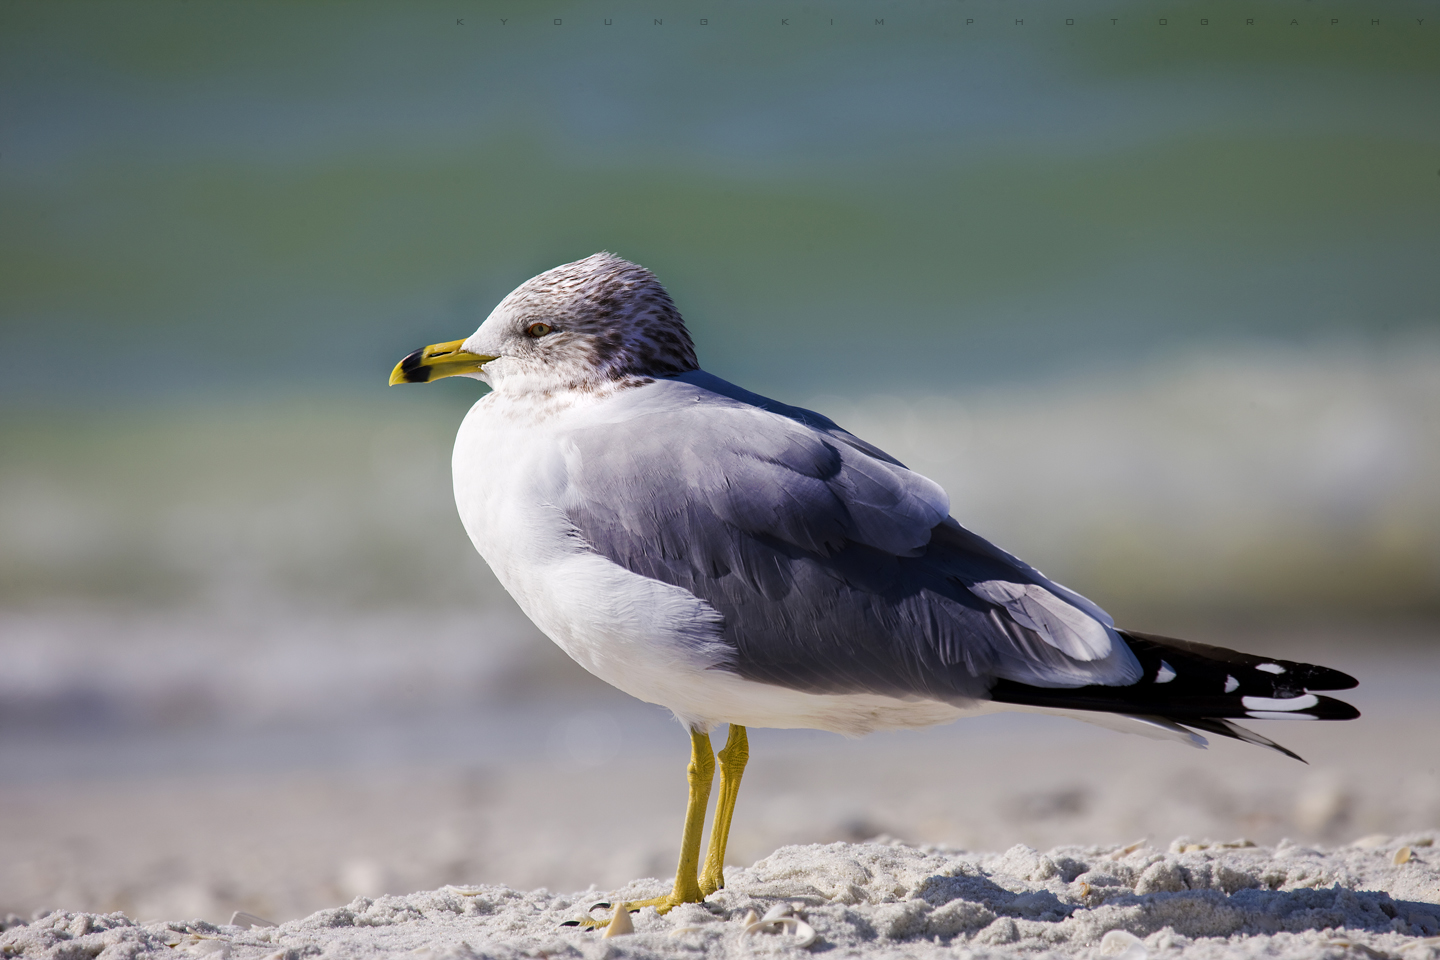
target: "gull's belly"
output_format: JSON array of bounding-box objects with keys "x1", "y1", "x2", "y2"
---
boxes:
[
  {"x1": 451, "y1": 395, "x2": 735, "y2": 716},
  {"x1": 450, "y1": 395, "x2": 976, "y2": 734}
]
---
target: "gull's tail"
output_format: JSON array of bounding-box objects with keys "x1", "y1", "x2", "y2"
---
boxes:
[{"x1": 986, "y1": 630, "x2": 1360, "y2": 762}]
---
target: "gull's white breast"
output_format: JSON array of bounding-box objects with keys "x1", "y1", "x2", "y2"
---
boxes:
[{"x1": 451, "y1": 386, "x2": 975, "y2": 734}]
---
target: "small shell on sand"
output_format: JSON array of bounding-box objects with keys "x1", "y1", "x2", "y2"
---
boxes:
[
  {"x1": 1106, "y1": 840, "x2": 1147, "y2": 860},
  {"x1": 1100, "y1": 929, "x2": 1147, "y2": 958},
  {"x1": 743, "y1": 903, "x2": 817, "y2": 948},
  {"x1": 1393, "y1": 846, "x2": 1413, "y2": 865},
  {"x1": 669, "y1": 926, "x2": 706, "y2": 937},
  {"x1": 601, "y1": 903, "x2": 633, "y2": 938},
  {"x1": 1174, "y1": 839, "x2": 1256, "y2": 855}
]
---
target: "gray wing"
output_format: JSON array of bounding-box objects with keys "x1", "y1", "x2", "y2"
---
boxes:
[{"x1": 554, "y1": 374, "x2": 1143, "y2": 700}]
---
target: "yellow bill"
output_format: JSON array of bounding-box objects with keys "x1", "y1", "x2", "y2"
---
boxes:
[{"x1": 389, "y1": 339, "x2": 495, "y2": 385}]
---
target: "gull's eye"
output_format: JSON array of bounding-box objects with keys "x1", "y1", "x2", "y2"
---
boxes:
[{"x1": 526, "y1": 322, "x2": 553, "y2": 338}]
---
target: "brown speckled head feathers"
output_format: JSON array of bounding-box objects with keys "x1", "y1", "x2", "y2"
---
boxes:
[{"x1": 490, "y1": 253, "x2": 698, "y2": 383}]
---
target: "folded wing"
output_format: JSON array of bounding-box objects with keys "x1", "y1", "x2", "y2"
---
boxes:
[{"x1": 553, "y1": 374, "x2": 1143, "y2": 701}]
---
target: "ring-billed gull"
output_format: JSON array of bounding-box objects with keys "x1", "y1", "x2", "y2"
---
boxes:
[{"x1": 390, "y1": 253, "x2": 1358, "y2": 924}]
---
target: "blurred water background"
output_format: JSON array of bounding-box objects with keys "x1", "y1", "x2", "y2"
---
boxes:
[{"x1": 2, "y1": 0, "x2": 1438, "y2": 926}]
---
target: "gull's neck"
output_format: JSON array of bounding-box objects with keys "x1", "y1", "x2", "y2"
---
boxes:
[{"x1": 477, "y1": 359, "x2": 657, "y2": 423}]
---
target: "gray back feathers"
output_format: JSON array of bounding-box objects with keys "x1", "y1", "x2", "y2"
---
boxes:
[{"x1": 552, "y1": 372, "x2": 1144, "y2": 700}]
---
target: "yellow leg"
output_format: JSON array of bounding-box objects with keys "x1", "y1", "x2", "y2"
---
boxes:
[
  {"x1": 569, "y1": 727, "x2": 715, "y2": 926},
  {"x1": 701, "y1": 724, "x2": 748, "y2": 895},
  {"x1": 666, "y1": 726, "x2": 715, "y2": 905}
]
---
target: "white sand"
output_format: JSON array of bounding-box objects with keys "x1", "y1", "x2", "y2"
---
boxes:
[
  {"x1": 4, "y1": 836, "x2": 1437, "y2": 959},
  {"x1": 7, "y1": 645, "x2": 1438, "y2": 926},
  {"x1": 3, "y1": 644, "x2": 1435, "y2": 958}
]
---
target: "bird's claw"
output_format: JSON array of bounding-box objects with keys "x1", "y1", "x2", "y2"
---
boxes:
[{"x1": 561, "y1": 893, "x2": 695, "y2": 929}]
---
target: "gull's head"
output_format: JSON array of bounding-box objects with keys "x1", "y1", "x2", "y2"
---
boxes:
[{"x1": 390, "y1": 253, "x2": 698, "y2": 393}]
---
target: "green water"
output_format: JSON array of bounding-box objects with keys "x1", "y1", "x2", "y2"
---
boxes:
[
  {"x1": 0, "y1": 1, "x2": 1435, "y2": 689},
  {"x1": 2, "y1": 0, "x2": 1437, "y2": 401}
]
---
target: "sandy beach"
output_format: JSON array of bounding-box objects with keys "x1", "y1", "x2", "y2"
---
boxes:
[
  {"x1": 6, "y1": 3, "x2": 1440, "y2": 955},
  {"x1": 4, "y1": 835, "x2": 1437, "y2": 959},
  {"x1": 3, "y1": 636, "x2": 1437, "y2": 958}
]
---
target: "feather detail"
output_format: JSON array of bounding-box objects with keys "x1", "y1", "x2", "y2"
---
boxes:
[{"x1": 987, "y1": 630, "x2": 1359, "y2": 761}]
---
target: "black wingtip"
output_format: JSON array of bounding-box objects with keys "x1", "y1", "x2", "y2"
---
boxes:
[
  {"x1": 1182, "y1": 717, "x2": 1308, "y2": 763},
  {"x1": 1307, "y1": 696, "x2": 1361, "y2": 721},
  {"x1": 987, "y1": 631, "x2": 1360, "y2": 759},
  {"x1": 1300, "y1": 666, "x2": 1359, "y2": 692}
]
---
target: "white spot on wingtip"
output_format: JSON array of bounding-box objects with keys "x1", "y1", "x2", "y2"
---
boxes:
[
  {"x1": 1246, "y1": 711, "x2": 1318, "y2": 721},
  {"x1": 1224, "y1": 675, "x2": 1239, "y2": 693},
  {"x1": 1155, "y1": 661, "x2": 1176, "y2": 683},
  {"x1": 1242, "y1": 694, "x2": 1318, "y2": 711},
  {"x1": 1255, "y1": 663, "x2": 1286, "y2": 674}
]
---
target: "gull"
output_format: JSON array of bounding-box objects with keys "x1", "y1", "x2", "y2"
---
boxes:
[{"x1": 390, "y1": 253, "x2": 1359, "y2": 923}]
